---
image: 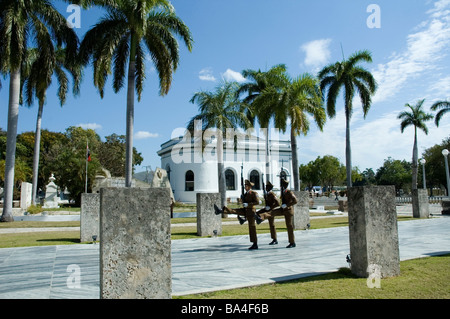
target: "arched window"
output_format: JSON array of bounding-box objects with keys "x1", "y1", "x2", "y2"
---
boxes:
[
  {"x1": 249, "y1": 170, "x2": 260, "y2": 190},
  {"x1": 225, "y1": 169, "x2": 235, "y2": 190},
  {"x1": 185, "y1": 170, "x2": 194, "y2": 191}
]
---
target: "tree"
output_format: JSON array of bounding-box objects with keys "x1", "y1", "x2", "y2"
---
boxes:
[
  {"x1": 398, "y1": 99, "x2": 433, "y2": 190},
  {"x1": 431, "y1": 100, "x2": 450, "y2": 127},
  {"x1": 79, "y1": 0, "x2": 193, "y2": 187},
  {"x1": 237, "y1": 64, "x2": 289, "y2": 183},
  {"x1": 188, "y1": 81, "x2": 252, "y2": 208},
  {"x1": 262, "y1": 73, "x2": 326, "y2": 191},
  {"x1": 98, "y1": 133, "x2": 143, "y2": 176},
  {"x1": 421, "y1": 136, "x2": 450, "y2": 195},
  {"x1": 22, "y1": 48, "x2": 82, "y2": 204},
  {"x1": 0, "y1": 0, "x2": 78, "y2": 222},
  {"x1": 318, "y1": 50, "x2": 377, "y2": 188},
  {"x1": 375, "y1": 157, "x2": 411, "y2": 194}
]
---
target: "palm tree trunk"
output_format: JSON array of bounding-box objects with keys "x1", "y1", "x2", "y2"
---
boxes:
[
  {"x1": 345, "y1": 112, "x2": 352, "y2": 189},
  {"x1": 290, "y1": 127, "x2": 300, "y2": 191},
  {"x1": 32, "y1": 98, "x2": 45, "y2": 205},
  {"x1": 125, "y1": 35, "x2": 137, "y2": 188},
  {"x1": 1, "y1": 69, "x2": 20, "y2": 222},
  {"x1": 412, "y1": 127, "x2": 418, "y2": 190},
  {"x1": 217, "y1": 129, "x2": 226, "y2": 208}
]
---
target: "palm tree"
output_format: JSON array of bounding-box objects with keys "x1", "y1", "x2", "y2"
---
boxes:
[
  {"x1": 318, "y1": 50, "x2": 377, "y2": 188},
  {"x1": 22, "y1": 48, "x2": 82, "y2": 205},
  {"x1": 0, "y1": 0, "x2": 78, "y2": 222},
  {"x1": 431, "y1": 100, "x2": 450, "y2": 127},
  {"x1": 188, "y1": 81, "x2": 252, "y2": 208},
  {"x1": 237, "y1": 64, "x2": 289, "y2": 183},
  {"x1": 398, "y1": 99, "x2": 433, "y2": 190},
  {"x1": 79, "y1": 0, "x2": 193, "y2": 187},
  {"x1": 262, "y1": 73, "x2": 326, "y2": 191}
]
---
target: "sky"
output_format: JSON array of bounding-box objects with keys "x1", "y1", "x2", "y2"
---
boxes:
[{"x1": 1, "y1": 0, "x2": 449, "y2": 176}]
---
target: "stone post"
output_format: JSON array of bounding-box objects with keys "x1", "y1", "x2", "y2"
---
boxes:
[
  {"x1": 347, "y1": 185, "x2": 400, "y2": 278},
  {"x1": 20, "y1": 182, "x2": 32, "y2": 210},
  {"x1": 100, "y1": 188, "x2": 172, "y2": 299},
  {"x1": 80, "y1": 193, "x2": 100, "y2": 242},
  {"x1": 292, "y1": 191, "x2": 310, "y2": 230},
  {"x1": 412, "y1": 189, "x2": 429, "y2": 218},
  {"x1": 197, "y1": 193, "x2": 222, "y2": 236}
]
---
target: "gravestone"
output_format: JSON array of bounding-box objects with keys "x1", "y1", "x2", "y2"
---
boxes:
[
  {"x1": 80, "y1": 193, "x2": 100, "y2": 242},
  {"x1": 338, "y1": 200, "x2": 348, "y2": 212},
  {"x1": 196, "y1": 193, "x2": 222, "y2": 236},
  {"x1": 100, "y1": 187, "x2": 171, "y2": 299},
  {"x1": 20, "y1": 182, "x2": 32, "y2": 210},
  {"x1": 347, "y1": 185, "x2": 400, "y2": 278},
  {"x1": 412, "y1": 189, "x2": 429, "y2": 218},
  {"x1": 292, "y1": 191, "x2": 310, "y2": 230},
  {"x1": 43, "y1": 174, "x2": 59, "y2": 208}
]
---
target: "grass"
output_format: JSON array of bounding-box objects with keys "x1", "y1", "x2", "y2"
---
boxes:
[{"x1": 178, "y1": 254, "x2": 450, "y2": 299}]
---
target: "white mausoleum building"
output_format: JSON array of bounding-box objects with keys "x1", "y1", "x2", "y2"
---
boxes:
[{"x1": 157, "y1": 130, "x2": 293, "y2": 203}]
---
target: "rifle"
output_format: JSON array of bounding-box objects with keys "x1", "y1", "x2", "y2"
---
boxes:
[
  {"x1": 280, "y1": 168, "x2": 285, "y2": 205},
  {"x1": 239, "y1": 162, "x2": 247, "y2": 223},
  {"x1": 262, "y1": 173, "x2": 267, "y2": 204},
  {"x1": 240, "y1": 162, "x2": 245, "y2": 203}
]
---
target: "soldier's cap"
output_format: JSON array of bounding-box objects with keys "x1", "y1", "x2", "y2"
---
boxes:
[
  {"x1": 244, "y1": 179, "x2": 254, "y2": 187},
  {"x1": 266, "y1": 181, "x2": 273, "y2": 190}
]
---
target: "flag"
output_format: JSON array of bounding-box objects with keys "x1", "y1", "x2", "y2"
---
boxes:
[{"x1": 86, "y1": 144, "x2": 91, "y2": 162}]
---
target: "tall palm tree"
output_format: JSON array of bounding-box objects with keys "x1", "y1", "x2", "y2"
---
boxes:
[
  {"x1": 22, "y1": 48, "x2": 82, "y2": 205},
  {"x1": 398, "y1": 99, "x2": 433, "y2": 190},
  {"x1": 237, "y1": 64, "x2": 289, "y2": 183},
  {"x1": 318, "y1": 50, "x2": 377, "y2": 188},
  {"x1": 262, "y1": 73, "x2": 326, "y2": 191},
  {"x1": 79, "y1": 0, "x2": 193, "y2": 187},
  {"x1": 0, "y1": 0, "x2": 78, "y2": 222},
  {"x1": 431, "y1": 100, "x2": 450, "y2": 127},
  {"x1": 188, "y1": 81, "x2": 252, "y2": 208}
]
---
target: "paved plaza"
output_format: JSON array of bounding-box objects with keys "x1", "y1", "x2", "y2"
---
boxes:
[{"x1": 0, "y1": 215, "x2": 449, "y2": 299}]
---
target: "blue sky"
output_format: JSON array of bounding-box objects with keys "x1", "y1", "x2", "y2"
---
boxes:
[{"x1": 1, "y1": 0, "x2": 449, "y2": 175}]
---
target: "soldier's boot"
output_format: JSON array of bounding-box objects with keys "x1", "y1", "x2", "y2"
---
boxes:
[
  {"x1": 213, "y1": 204, "x2": 223, "y2": 215},
  {"x1": 286, "y1": 242, "x2": 296, "y2": 248},
  {"x1": 269, "y1": 239, "x2": 278, "y2": 245},
  {"x1": 248, "y1": 243, "x2": 258, "y2": 250},
  {"x1": 255, "y1": 214, "x2": 263, "y2": 225},
  {"x1": 238, "y1": 215, "x2": 246, "y2": 225}
]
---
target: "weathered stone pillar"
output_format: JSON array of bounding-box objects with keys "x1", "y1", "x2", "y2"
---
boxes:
[
  {"x1": 292, "y1": 191, "x2": 310, "y2": 230},
  {"x1": 348, "y1": 185, "x2": 400, "y2": 278},
  {"x1": 100, "y1": 188, "x2": 172, "y2": 299},
  {"x1": 412, "y1": 189, "x2": 429, "y2": 218},
  {"x1": 80, "y1": 193, "x2": 100, "y2": 242},
  {"x1": 197, "y1": 193, "x2": 222, "y2": 236}
]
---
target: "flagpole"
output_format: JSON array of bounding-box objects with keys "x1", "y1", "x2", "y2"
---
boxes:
[{"x1": 85, "y1": 140, "x2": 88, "y2": 193}]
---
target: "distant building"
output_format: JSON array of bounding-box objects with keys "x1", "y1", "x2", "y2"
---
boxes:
[{"x1": 157, "y1": 133, "x2": 293, "y2": 203}]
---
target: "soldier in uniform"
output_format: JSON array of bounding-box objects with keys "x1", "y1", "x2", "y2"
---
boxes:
[
  {"x1": 214, "y1": 179, "x2": 260, "y2": 250},
  {"x1": 259, "y1": 179, "x2": 297, "y2": 248},
  {"x1": 256, "y1": 181, "x2": 280, "y2": 245}
]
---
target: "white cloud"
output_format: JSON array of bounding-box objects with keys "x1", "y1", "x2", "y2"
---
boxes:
[
  {"x1": 76, "y1": 123, "x2": 102, "y2": 130},
  {"x1": 372, "y1": 1, "x2": 450, "y2": 103},
  {"x1": 199, "y1": 67, "x2": 216, "y2": 82},
  {"x1": 221, "y1": 69, "x2": 246, "y2": 83},
  {"x1": 300, "y1": 38, "x2": 332, "y2": 69},
  {"x1": 135, "y1": 131, "x2": 159, "y2": 140}
]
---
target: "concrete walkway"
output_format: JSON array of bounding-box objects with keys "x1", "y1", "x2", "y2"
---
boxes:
[{"x1": 0, "y1": 216, "x2": 449, "y2": 299}]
